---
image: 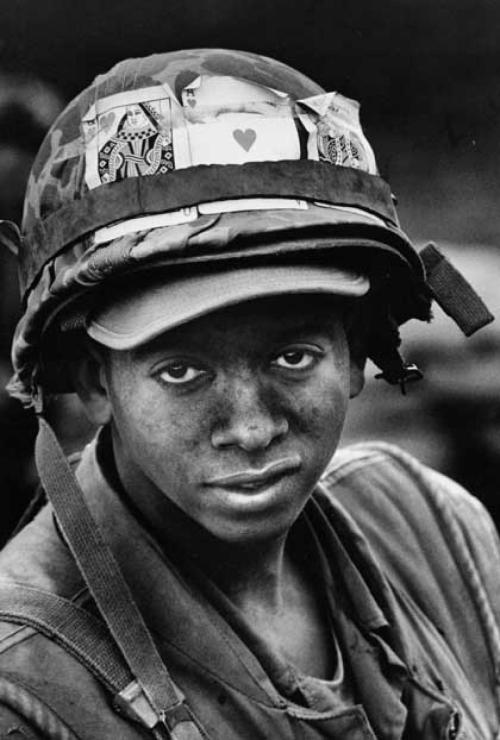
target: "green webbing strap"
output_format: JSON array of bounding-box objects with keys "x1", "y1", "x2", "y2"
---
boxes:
[
  {"x1": 0, "y1": 583, "x2": 131, "y2": 693},
  {"x1": 34, "y1": 417, "x2": 209, "y2": 740},
  {"x1": 0, "y1": 583, "x2": 174, "y2": 733}
]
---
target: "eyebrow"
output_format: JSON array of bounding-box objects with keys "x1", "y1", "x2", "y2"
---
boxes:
[
  {"x1": 132, "y1": 314, "x2": 342, "y2": 361},
  {"x1": 268, "y1": 319, "x2": 340, "y2": 341}
]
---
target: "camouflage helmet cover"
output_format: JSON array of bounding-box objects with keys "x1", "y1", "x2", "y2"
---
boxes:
[
  {"x1": 5, "y1": 48, "x2": 431, "y2": 405},
  {"x1": 22, "y1": 49, "x2": 326, "y2": 249}
]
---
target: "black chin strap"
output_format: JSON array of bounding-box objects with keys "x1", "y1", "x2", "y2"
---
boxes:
[
  {"x1": 372, "y1": 243, "x2": 494, "y2": 392},
  {"x1": 35, "y1": 416, "x2": 209, "y2": 740}
]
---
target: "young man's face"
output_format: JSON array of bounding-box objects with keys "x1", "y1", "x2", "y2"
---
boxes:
[{"x1": 91, "y1": 295, "x2": 363, "y2": 543}]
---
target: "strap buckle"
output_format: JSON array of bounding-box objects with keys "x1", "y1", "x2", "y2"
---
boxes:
[
  {"x1": 114, "y1": 681, "x2": 207, "y2": 739},
  {"x1": 114, "y1": 681, "x2": 160, "y2": 729}
]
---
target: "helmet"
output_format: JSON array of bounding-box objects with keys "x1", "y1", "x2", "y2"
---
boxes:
[{"x1": 2, "y1": 48, "x2": 483, "y2": 406}]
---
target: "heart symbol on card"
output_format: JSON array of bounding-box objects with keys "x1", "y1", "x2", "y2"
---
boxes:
[
  {"x1": 187, "y1": 98, "x2": 196, "y2": 108},
  {"x1": 233, "y1": 128, "x2": 256, "y2": 151}
]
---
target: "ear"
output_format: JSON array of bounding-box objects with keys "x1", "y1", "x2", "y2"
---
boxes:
[
  {"x1": 70, "y1": 343, "x2": 112, "y2": 426},
  {"x1": 349, "y1": 354, "x2": 366, "y2": 399}
]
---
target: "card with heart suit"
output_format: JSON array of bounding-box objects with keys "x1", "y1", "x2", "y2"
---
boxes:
[
  {"x1": 181, "y1": 75, "x2": 301, "y2": 166},
  {"x1": 180, "y1": 75, "x2": 289, "y2": 119}
]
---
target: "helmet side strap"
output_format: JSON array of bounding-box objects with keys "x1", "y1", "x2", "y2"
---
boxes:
[{"x1": 420, "y1": 243, "x2": 494, "y2": 336}]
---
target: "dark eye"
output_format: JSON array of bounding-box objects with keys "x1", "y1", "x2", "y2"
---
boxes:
[
  {"x1": 157, "y1": 363, "x2": 206, "y2": 385},
  {"x1": 273, "y1": 350, "x2": 316, "y2": 370}
]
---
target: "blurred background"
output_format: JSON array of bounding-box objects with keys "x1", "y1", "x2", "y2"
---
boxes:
[{"x1": 0, "y1": 0, "x2": 499, "y2": 542}]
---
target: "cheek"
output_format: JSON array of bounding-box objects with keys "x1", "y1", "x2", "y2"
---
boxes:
[
  {"x1": 291, "y1": 365, "x2": 349, "y2": 441},
  {"x1": 108, "y1": 367, "x2": 213, "y2": 485}
]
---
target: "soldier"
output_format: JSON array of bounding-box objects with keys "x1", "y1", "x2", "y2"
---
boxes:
[{"x1": 0, "y1": 49, "x2": 497, "y2": 739}]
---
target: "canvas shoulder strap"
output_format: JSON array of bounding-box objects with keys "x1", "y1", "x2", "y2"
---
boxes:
[
  {"x1": 28, "y1": 417, "x2": 210, "y2": 740},
  {"x1": 0, "y1": 581, "x2": 174, "y2": 737},
  {"x1": 0, "y1": 583, "x2": 132, "y2": 694}
]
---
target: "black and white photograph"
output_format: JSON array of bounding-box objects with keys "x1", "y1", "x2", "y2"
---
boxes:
[{"x1": 0, "y1": 2, "x2": 499, "y2": 737}]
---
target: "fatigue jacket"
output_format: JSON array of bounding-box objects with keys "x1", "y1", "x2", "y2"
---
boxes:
[{"x1": 0, "y1": 437, "x2": 498, "y2": 739}]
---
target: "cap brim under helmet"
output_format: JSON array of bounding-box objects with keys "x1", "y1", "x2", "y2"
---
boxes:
[{"x1": 87, "y1": 263, "x2": 370, "y2": 350}]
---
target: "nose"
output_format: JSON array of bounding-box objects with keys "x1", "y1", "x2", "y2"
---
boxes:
[{"x1": 211, "y1": 375, "x2": 289, "y2": 452}]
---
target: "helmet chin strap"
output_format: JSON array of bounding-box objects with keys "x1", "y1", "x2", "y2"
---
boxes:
[
  {"x1": 34, "y1": 413, "x2": 210, "y2": 740},
  {"x1": 370, "y1": 243, "x2": 494, "y2": 394},
  {"x1": 374, "y1": 359, "x2": 423, "y2": 396}
]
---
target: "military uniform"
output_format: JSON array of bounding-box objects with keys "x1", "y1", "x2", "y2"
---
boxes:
[{"x1": 0, "y1": 436, "x2": 497, "y2": 738}]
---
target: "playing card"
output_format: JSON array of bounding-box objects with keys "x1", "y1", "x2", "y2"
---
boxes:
[
  {"x1": 82, "y1": 85, "x2": 190, "y2": 190},
  {"x1": 181, "y1": 75, "x2": 287, "y2": 119},
  {"x1": 181, "y1": 75, "x2": 301, "y2": 166},
  {"x1": 298, "y1": 92, "x2": 377, "y2": 174}
]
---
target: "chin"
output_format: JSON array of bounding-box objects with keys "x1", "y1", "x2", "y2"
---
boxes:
[{"x1": 203, "y1": 500, "x2": 304, "y2": 546}]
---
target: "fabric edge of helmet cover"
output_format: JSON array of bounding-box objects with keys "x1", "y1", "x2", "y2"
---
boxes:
[{"x1": 7, "y1": 48, "x2": 431, "y2": 406}]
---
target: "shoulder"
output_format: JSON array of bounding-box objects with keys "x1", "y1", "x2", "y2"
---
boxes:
[
  {"x1": 318, "y1": 441, "x2": 500, "y2": 628},
  {"x1": 0, "y1": 504, "x2": 82, "y2": 596},
  {"x1": 0, "y1": 606, "x2": 141, "y2": 739},
  {"x1": 321, "y1": 440, "x2": 495, "y2": 540},
  {"x1": 0, "y1": 671, "x2": 78, "y2": 739},
  {"x1": 0, "y1": 504, "x2": 102, "y2": 737}
]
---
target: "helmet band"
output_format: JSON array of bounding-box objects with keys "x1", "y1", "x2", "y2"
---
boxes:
[{"x1": 20, "y1": 160, "x2": 397, "y2": 294}]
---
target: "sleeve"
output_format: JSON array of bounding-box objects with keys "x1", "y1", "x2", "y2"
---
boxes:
[
  {"x1": 362, "y1": 441, "x2": 500, "y2": 662},
  {"x1": 0, "y1": 675, "x2": 79, "y2": 740},
  {"x1": 327, "y1": 441, "x2": 500, "y2": 647},
  {"x1": 0, "y1": 703, "x2": 44, "y2": 739},
  {"x1": 423, "y1": 465, "x2": 500, "y2": 639}
]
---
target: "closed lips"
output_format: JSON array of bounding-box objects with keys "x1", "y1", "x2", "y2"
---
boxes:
[{"x1": 205, "y1": 457, "x2": 302, "y2": 489}]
